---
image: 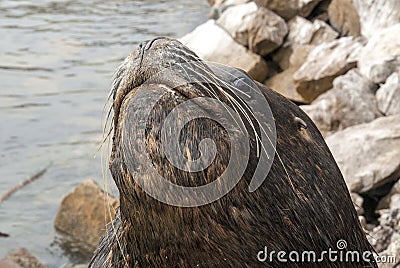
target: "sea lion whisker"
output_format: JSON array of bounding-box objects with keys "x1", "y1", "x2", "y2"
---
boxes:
[
  {"x1": 204, "y1": 63, "x2": 278, "y2": 159},
  {"x1": 173, "y1": 59, "x2": 251, "y2": 142},
  {"x1": 198, "y1": 64, "x2": 262, "y2": 155},
  {"x1": 198, "y1": 64, "x2": 295, "y2": 188}
]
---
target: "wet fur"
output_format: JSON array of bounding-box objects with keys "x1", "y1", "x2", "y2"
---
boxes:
[{"x1": 90, "y1": 38, "x2": 377, "y2": 267}]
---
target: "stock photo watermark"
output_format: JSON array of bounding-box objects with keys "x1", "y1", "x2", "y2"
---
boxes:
[
  {"x1": 257, "y1": 239, "x2": 397, "y2": 264},
  {"x1": 122, "y1": 61, "x2": 277, "y2": 207}
]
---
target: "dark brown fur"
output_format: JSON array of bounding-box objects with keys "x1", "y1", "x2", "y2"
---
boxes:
[{"x1": 90, "y1": 38, "x2": 377, "y2": 267}]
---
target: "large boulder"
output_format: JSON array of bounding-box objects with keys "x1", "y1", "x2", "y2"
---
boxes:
[
  {"x1": 327, "y1": 0, "x2": 361, "y2": 36},
  {"x1": 376, "y1": 72, "x2": 400, "y2": 116},
  {"x1": 266, "y1": 45, "x2": 314, "y2": 102},
  {"x1": 54, "y1": 179, "x2": 119, "y2": 251},
  {"x1": 358, "y1": 24, "x2": 400, "y2": 84},
  {"x1": 254, "y1": 0, "x2": 323, "y2": 20},
  {"x1": 293, "y1": 37, "x2": 363, "y2": 102},
  {"x1": 353, "y1": 0, "x2": 400, "y2": 39},
  {"x1": 326, "y1": 115, "x2": 400, "y2": 193},
  {"x1": 300, "y1": 69, "x2": 381, "y2": 136},
  {"x1": 265, "y1": 67, "x2": 305, "y2": 103},
  {"x1": 180, "y1": 20, "x2": 269, "y2": 82},
  {"x1": 273, "y1": 16, "x2": 338, "y2": 70},
  {"x1": 217, "y1": 3, "x2": 288, "y2": 56},
  {"x1": 208, "y1": 0, "x2": 251, "y2": 20},
  {"x1": 287, "y1": 16, "x2": 338, "y2": 46}
]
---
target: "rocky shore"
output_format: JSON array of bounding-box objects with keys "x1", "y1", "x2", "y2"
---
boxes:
[{"x1": 1, "y1": 0, "x2": 398, "y2": 267}]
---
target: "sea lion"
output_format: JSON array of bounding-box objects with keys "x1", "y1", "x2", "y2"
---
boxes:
[{"x1": 90, "y1": 37, "x2": 377, "y2": 267}]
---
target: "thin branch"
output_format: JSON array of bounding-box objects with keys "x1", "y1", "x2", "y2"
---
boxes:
[
  {"x1": 0, "y1": 232, "x2": 9, "y2": 238},
  {"x1": 0, "y1": 165, "x2": 50, "y2": 205}
]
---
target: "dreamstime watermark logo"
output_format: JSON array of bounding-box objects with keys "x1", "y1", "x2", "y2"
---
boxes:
[
  {"x1": 257, "y1": 239, "x2": 397, "y2": 264},
  {"x1": 120, "y1": 61, "x2": 276, "y2": 207}
]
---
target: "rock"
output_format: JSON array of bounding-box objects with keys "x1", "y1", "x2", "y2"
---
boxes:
[
  {"x1": 254, "y1": 0, "x2": 323, "y2": 20},
  {"x1": 288, "y1": 16, "x2": 338, "y2": 46},
  {"x1": 208, "y1": 0, "x2": 249, "y2": 7},
  {"x1": 0, "y1": 248, "x2": 44, "y2": 268},
  {"x1": 293, "y1": 37, "x2": 363, "y2": 102},
  {"x1": 208, "y1": 0, "x2": 251, "y2": 19},
  {"x1": 54, "y1": 179, "x2": 119, "y2": 251},
  {"x1": 288, "y1": 45, "x2": 314, "y2": 68},
  {"x1": 353, "y1": 0, "x2": 400, "y2": 39},
  {"x1": 265, "y1": 67, "x2": 306, "y2": 103},
  {"x1": 368, "y1": 209, "x2": 400, "y2": 255},
  {"x1": 267, "y1": 17, "x2": 338, "y2": 101},
  {"x1": 351, "y1": 193, "x2": 364, "y2": 216},
  {"x1": 266, "y1": 45, "x2": 314, "y2": 102},
  {"x1": 326, "y1": 115, "x2": 400, "y2": 193},
  {"x1": 378, "y1": 180, "x2": 400, "y2": 211},
  {"x1": 300, "y1": 69, "x2": 381, "y2": 136},
  {"x1": 358, "y1": 24, "x2": 400, "y2": 83},
  {"x1": 377, "y1": 232, "x2": 400, "y2": 268},
  {"x1": 376, "y1": 72, "x2": 400, "y2": 116},
  {"x1": 327, "y1": 0, "x2": 361, "y2": 36},
  {"x1": 180, "y1": 20, "x2": 268, "y2": 82},
  {"x1": 217, "y1": 3, "x2": 288, "y2": 56},
  {"x1": 273, "y1": 16, "x2": 338, "y2": 70},
  {"x1": 216, "y1": 2, "x2": 258, "y2": 44}
]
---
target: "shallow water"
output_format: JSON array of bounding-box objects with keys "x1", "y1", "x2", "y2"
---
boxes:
[{"x1": 0, "y1": 1, "x2": 209, "y2": 266}]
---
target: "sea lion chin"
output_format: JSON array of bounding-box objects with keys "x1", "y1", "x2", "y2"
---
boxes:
[{"x1": 90, "y1": 37, "x2": 377, "y2": 268}]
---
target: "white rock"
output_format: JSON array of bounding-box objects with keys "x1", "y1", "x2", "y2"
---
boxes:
[
  {"x1": 376, "y1": 72, "x2": 400, "y2": 116},
  {"x1": 208, "y1": 0, "x2": 251, "y2": 19},
  {"x1": 353, "y1": 0, "x2": 400, "y2": 39},
  {"x1": 293, "y1": 37, "x2": 363, "y2": 102},
  {"x1": 273, "y1": 16, "x2": 338, "y2": 72},
  {"x1": 326, "y1": 115, "x2": 400, "y2": 193},
  {"x1": 180, "y1": 20, "x2": 269, "y2": 82},
  {"x1": 218, "y1": 3, "x2": 288, "y2": 56},
  {"x1": 287, "y1": 16, "x2": 338, "y2": 46},
  {"x1": 300, "y1": 69, "x2": 381, "y2": 136},
  {"x1": 358, "y1": 24, "x2": 400, "y2": 83},
  {"x1": 217, "y1": 2, "x2": 258, "y2": 46}
]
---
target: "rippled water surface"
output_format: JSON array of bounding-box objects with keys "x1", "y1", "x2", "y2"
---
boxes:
[{"x1": 0, "y1": 1, "x2": 209, "y2": 266}]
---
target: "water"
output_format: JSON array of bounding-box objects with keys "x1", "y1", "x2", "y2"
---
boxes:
[{"x1": 0, "y1": 1, "x2": 209, "y2": 266}]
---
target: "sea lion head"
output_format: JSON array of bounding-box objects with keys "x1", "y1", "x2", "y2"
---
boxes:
[
  {"x1": 94, "y1": 37, "x2": 377, "y2": 267},
  {"x1": 107, "y1": 37, "x2": 273, "y2": 206}
]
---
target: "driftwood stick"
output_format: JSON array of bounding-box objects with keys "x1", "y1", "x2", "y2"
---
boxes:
[
  {"x1": 0, "y1": 165, "x2": 49, "y2": 205},
  {"x1": 0, "y1": 232, "x2": 10, "y2": 237}
]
